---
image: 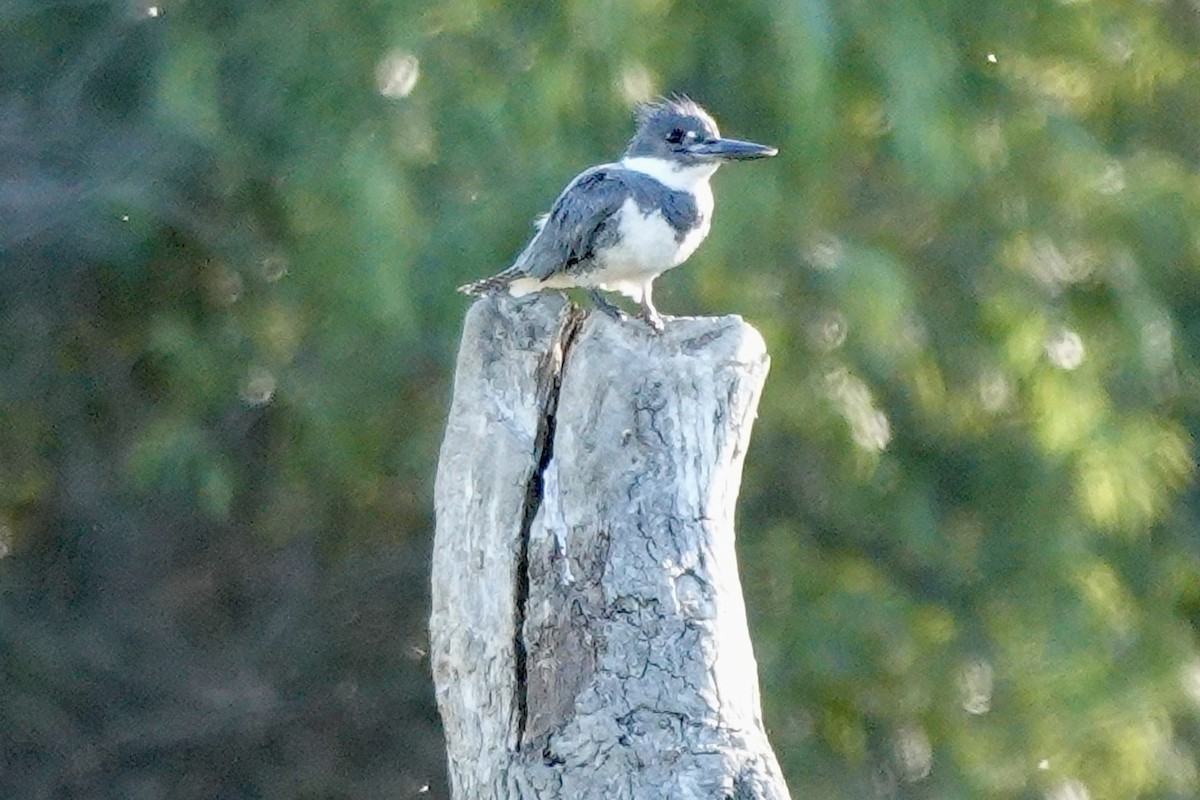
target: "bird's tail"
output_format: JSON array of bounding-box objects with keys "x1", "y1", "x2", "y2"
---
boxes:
[{"x1": 457, "y1": 266, "x2": 523, "y2": 296}]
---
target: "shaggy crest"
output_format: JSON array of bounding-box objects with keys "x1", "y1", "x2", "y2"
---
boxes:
[{"x1": 634, "y1": 94, "x2": 716, "y2": 131}]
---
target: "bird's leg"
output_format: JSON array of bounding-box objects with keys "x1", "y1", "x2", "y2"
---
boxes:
[
  {"x1": 639, "y1": 283, "x2": 665, "y2": 333},
  {"x1": 586, "y1": 289, "x2": 627, "y2": 321}
]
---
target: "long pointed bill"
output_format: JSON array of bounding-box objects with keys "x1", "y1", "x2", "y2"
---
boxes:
[{"x1": 688, "y1": 137, "x2": 778, "y2": 160}]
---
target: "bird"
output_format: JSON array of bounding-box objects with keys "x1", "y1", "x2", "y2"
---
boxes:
[{"x1": 457, "y1": 96, "x2": 777, "y2": 331}]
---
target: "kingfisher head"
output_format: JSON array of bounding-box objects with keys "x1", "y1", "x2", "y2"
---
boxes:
[{"x1": 623, "y1": 96, "x2": 777, "y2": 167}]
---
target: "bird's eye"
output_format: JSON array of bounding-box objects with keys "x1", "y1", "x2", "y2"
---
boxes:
[{"x1": 666, "y1": 128, "x2": 686, "y2": 145}]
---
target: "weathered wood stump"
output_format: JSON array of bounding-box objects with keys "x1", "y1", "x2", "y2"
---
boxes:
[{"x1": 431, "y1": 293, "x2": 789, "y2": 799}]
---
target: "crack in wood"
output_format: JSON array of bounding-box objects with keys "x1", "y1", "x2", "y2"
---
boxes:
[{"x1": 514, "y1": 305, "x2": 585, "y2": 747}]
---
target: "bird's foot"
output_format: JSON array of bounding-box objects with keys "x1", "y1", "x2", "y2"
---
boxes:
[
  {"x1": 587, "y1": 290, "x2": 628, "y2": 322},
  {"x1": 640, "y1": 305, "x2": 665, "y2": 334}
]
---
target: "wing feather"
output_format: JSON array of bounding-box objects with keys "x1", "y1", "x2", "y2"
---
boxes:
[{"x1": 517, "y1": 166, "x2": 630, "y2": 280}]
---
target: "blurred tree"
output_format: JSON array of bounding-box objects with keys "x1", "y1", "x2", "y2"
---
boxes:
[{"x1": 2, "y1": 0, "x2": 1199, "y2": 798}]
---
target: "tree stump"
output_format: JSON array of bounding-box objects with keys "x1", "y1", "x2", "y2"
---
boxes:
[{"x1": 431, "y1": 293, "x2": 790, "y2": 800}]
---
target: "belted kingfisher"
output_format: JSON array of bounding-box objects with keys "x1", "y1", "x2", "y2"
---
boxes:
[{"x1": 458, "y1": 97, "x2": 777, "y2": 331}]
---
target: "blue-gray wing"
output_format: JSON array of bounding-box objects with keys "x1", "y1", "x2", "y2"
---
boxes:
[{"x1": 517, "y1": 166, "x2": 631, "y2": 280}]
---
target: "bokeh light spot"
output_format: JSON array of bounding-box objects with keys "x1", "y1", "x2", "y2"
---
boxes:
[
  {"x1": 958, "y1": 658, "x2": 993, "y2": 715},
  {"x1": 239, "y1": 367, "x2": 276, "y2": 407},
  {"x1": 1045, "y1": 329, "x2": 1084, "y2": 370},
  {"x1": 376, "y1": 50, "x2": 420, "y2": 98},
  {"x1": 1046, "y1": 778, "x2": 1091, "y2": 800}
]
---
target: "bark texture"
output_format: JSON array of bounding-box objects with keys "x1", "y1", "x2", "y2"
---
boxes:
[{"x1": 431, "y1": 294, "x2": 789, "y2": 800}]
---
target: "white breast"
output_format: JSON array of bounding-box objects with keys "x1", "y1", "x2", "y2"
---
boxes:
[
  {"x1": 610, "y1": 198, "x2": 687, "y2": 270},
  {"x1": 584, "y1": 193, "x2": 711, "y2": 299}
]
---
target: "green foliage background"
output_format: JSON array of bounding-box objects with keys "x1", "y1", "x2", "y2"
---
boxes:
[{"x1": 3, "y1": 0, "x2": 1200, "y2": 797}]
